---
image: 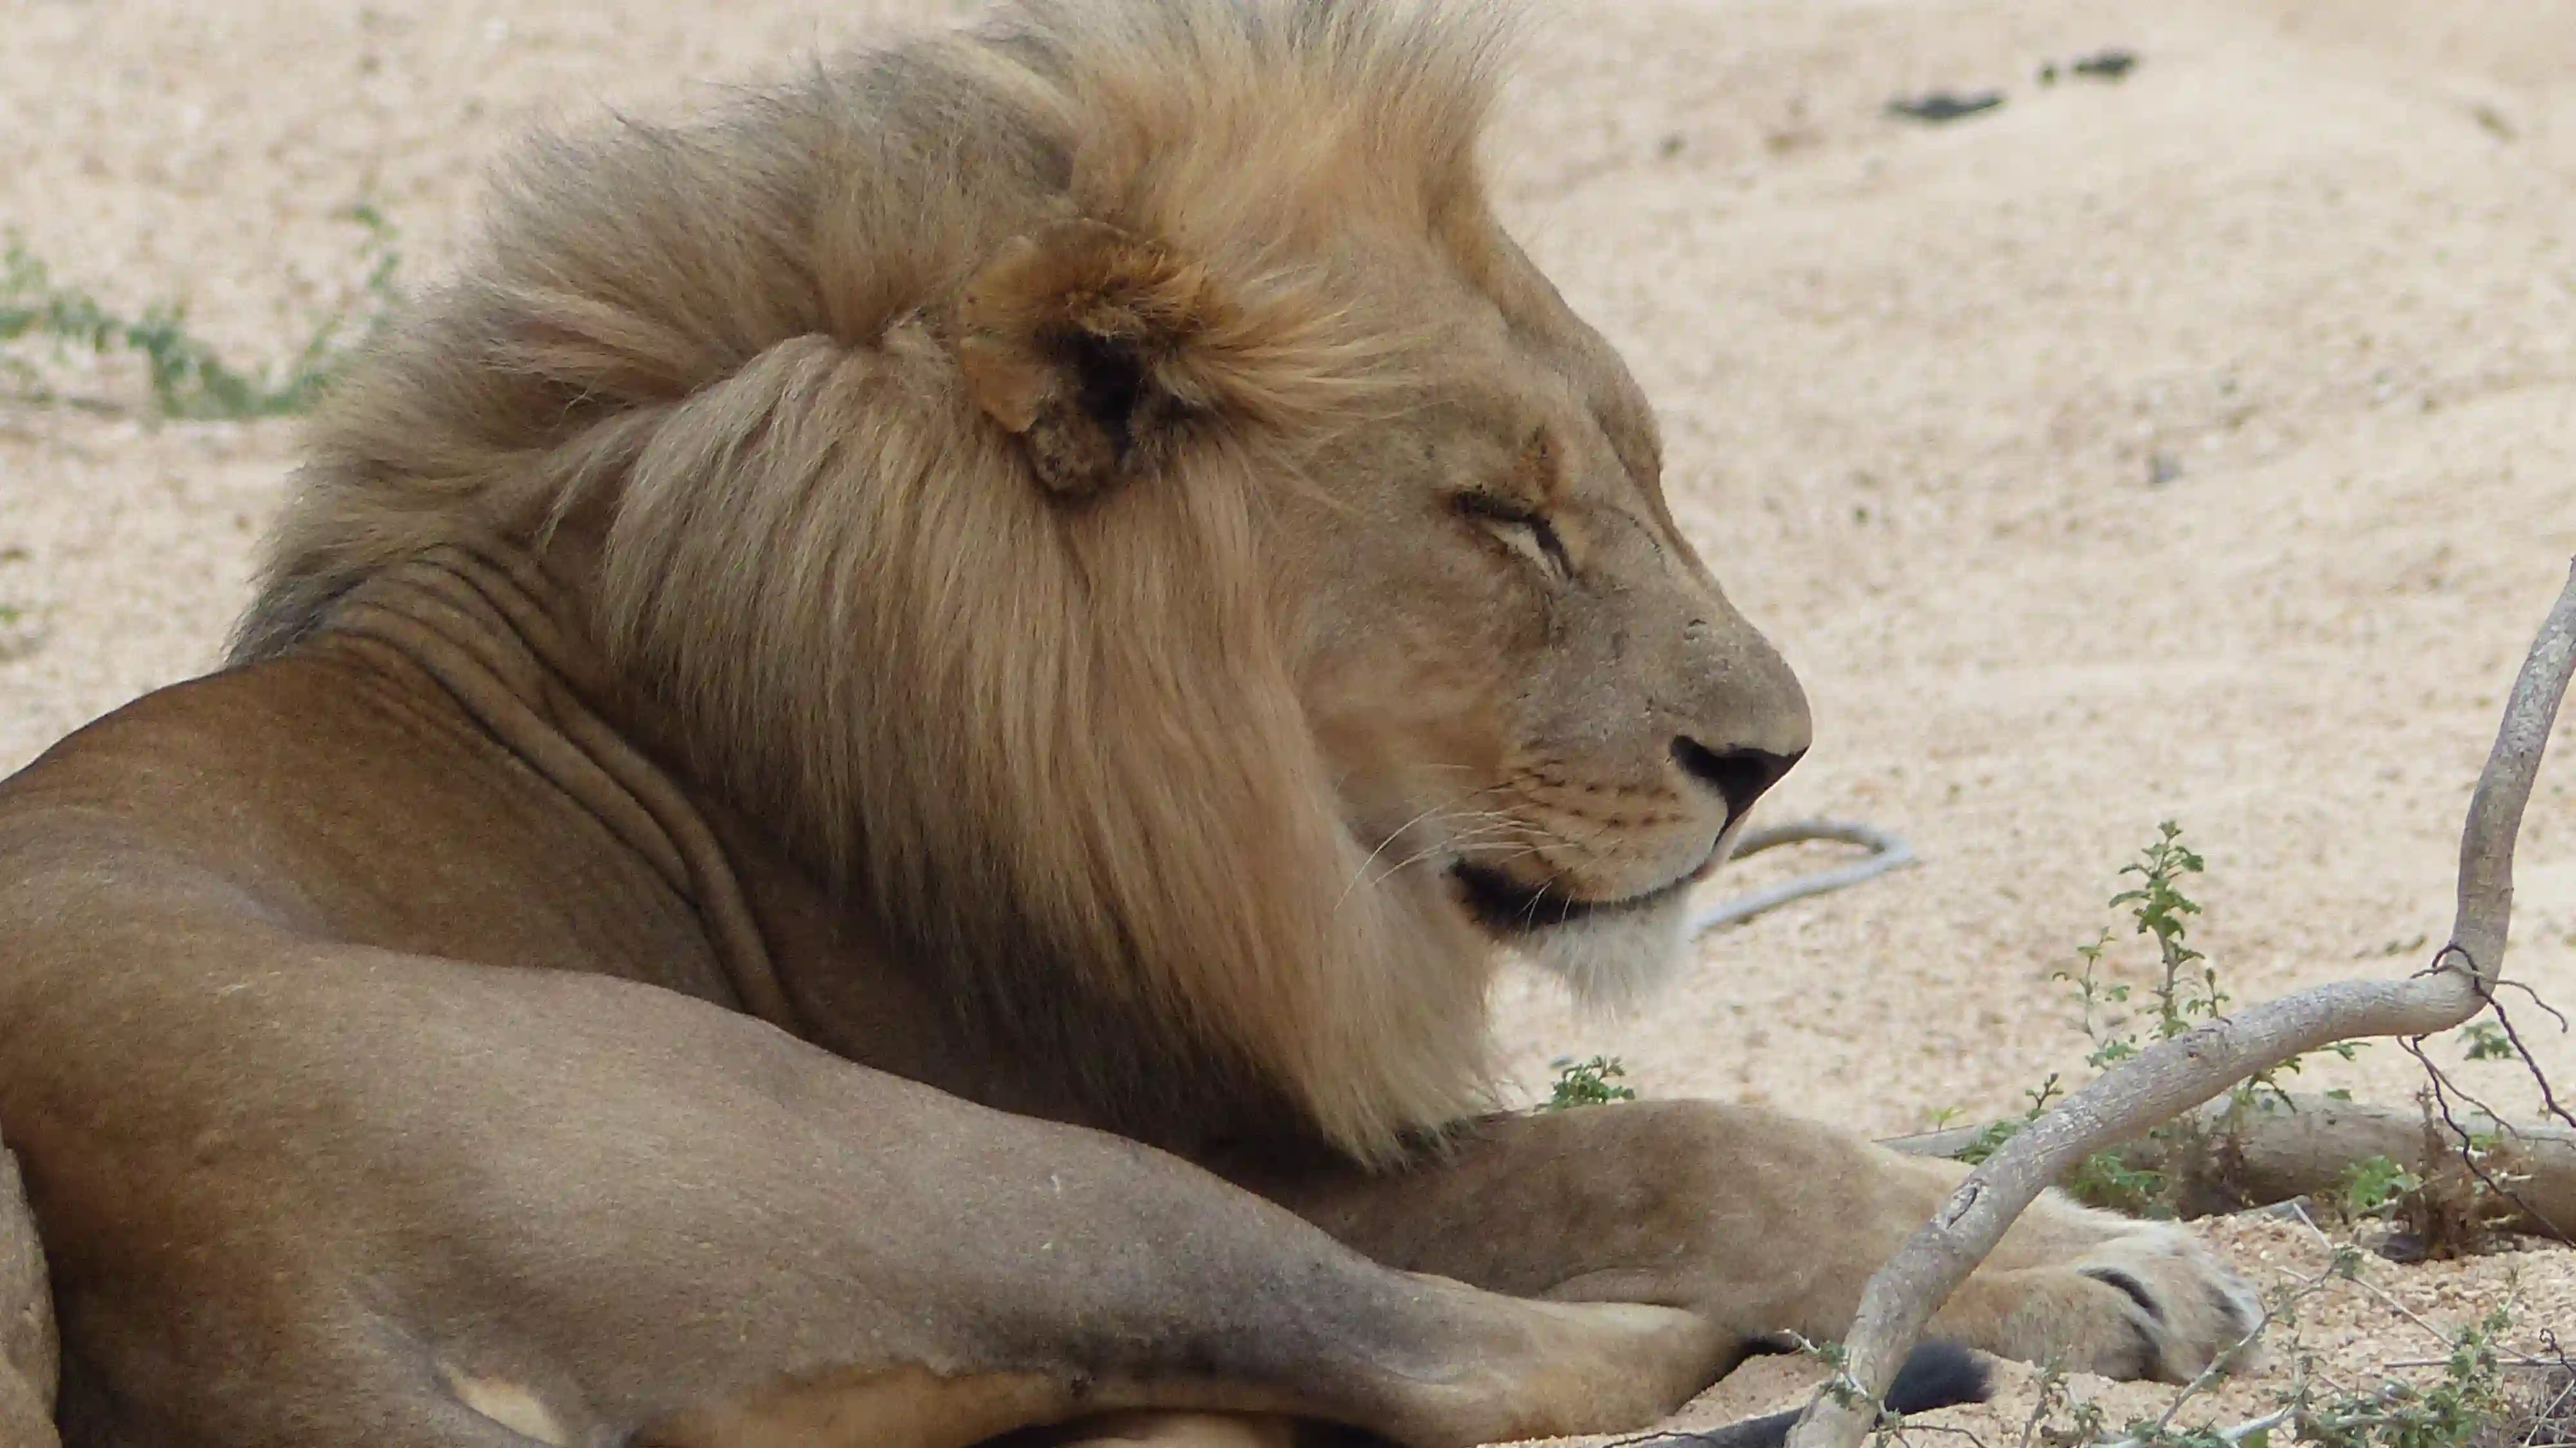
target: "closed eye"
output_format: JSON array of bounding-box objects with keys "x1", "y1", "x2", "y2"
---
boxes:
[{"x1": 1454, "y1": 491, "x2": 1571, "y2": 578}]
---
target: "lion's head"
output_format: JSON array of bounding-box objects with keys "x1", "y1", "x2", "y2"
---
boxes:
[{"x1": 235, "y1": 0, "x2": 1809, "y2": 1161}]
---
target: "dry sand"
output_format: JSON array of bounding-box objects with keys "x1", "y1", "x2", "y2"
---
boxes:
[{"x1": 5, "y1": 0, "x2": 2575, "y2": 1440}]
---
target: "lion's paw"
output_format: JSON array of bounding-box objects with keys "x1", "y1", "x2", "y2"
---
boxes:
[
  {"x1": 1965, "y1": 1219, "x2": 2262, "y2": 1384},
  {"x1": 2069, "y1": 1221, "x2": 2264, "y2": 1382}
]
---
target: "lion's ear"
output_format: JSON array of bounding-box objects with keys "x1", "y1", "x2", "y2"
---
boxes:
[{"x1": 954, "y1": 218, "x2": 1224, "y2": 499}]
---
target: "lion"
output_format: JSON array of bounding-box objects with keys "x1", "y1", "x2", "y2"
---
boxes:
[{"x1": 0, "y1": 3, "x2": 2257, "y2": 1444}]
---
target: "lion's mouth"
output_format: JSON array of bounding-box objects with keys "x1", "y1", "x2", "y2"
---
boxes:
[{"x1": 1448, "y1": 861, "x2": 1694, "y2": 935}]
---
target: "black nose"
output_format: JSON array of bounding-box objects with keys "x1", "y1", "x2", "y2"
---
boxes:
[{"x1": 1671, "y1": 738, "x2": 1803, "y2": 828}]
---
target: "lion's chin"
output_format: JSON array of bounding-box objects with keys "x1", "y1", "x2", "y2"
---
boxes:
[
  {"x1": 1443, "y1": 860, "x2": 1701, "y2": 1007},
  {"x1": 1517, "y1": 895, "x2": 1692, "y2": 1008},
  {"x1": 1434, "y1": 881, "x2": 1685, "y2": 1011}
]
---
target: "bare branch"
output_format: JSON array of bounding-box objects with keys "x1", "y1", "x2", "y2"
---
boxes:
[
  {"x1": 1882, "y1": 1090, "x2": 2576, "y2": 1241},
  {"x1": 1785, "y1": 560, "x2": 2576, "y2": 1448},
  {"x1": 1692, "y1": 820, "x2": 1918, "y2": 933}
]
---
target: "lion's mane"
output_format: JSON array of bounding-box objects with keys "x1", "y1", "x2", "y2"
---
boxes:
[{"x1": 234, "y1": 0, "x2": 1531, "y2": 1159}]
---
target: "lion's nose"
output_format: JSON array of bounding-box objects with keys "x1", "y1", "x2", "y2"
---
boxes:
[{"x1": 1669, "y1": 738, "x2": 1804, "y2": 830}]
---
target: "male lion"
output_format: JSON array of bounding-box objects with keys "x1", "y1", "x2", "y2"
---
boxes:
[{"x1": 0, "y1": 3, "x2": 2255, "y2": 1445}]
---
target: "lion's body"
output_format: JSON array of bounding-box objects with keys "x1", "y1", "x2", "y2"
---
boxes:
[{"x1": 0, "y1": 3, "x2": 2257, "y2": 1445}]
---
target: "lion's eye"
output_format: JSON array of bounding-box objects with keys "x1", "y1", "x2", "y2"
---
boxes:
[
  {"x1": 1459, "y1": 496, "x2": 1570, "y2": 578},
  {"x1": 1454, "y1": 491, "x2": 1571, "y2": 578}
]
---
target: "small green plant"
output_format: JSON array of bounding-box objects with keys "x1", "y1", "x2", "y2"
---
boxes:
[
  {"x1": 2066, "y1": 1146, "x2": 2168, "y2": 1215},
  {"x1": 2114, "y1": 821, "x2": 2215, "y2": 1036},
  {"x1": 0, "y1": 204, "x2": 398, "y2": 419},
  {"x1": 2039, "y1": 824, "x2": 2221, "y2": 1211},
  {"x1": 2335, "y1": 1154, "x2": 2422, "y2": 1220},
  {"x1": 2108, "y1": 821, "x2": 2353, "y2": 1114},
  {"x1": 2061, "y1": 929, "x2": 2136, "y2": 1067},
  {"x1": 2021, "y1": 822, "x2": 2367, "y2": 1214},
  {"x1": 2458, "y1": 1021, "x2": 2513, "y2": 1062},
  {"x1": 1791, "y1": 1335, "x2": 1873, "y2": 1415},
  {"x1": 1956, "y1": 1074, "x2": 2062, "y2": 1165},
  {"x1": 1540, "y1": 1055, "x2": 1636, "y2": 1110}
]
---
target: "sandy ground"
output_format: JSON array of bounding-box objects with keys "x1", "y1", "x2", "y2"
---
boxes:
[{"x1": 6, "y1": 0, "x2": 2576, "y2": 1441}]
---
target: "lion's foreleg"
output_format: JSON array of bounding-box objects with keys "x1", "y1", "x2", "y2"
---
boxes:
[
  {"x1": 1238, "y1": 1099, "x2": 2258, "y2": 1385},
  {"x1": 416, "y1": 978, "x2": 1735, "y2": 1447}
]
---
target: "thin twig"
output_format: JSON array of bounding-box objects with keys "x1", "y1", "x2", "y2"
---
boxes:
[
  {"x1": 2381, "y1": 1357, "x2": 2568, "y2": 1370},
  {"x1": 2497, "y1": 977, "x2": 2573, "y2": 1033},
  {"x1": 2096, "y1": 1402, "x2": 2295, "y2": 1448},
  {"x1": 2489, "y1": 991, "x2": 2576, "y2": 1132},
  {"x1": 2257, "y1": 1203, "x2": 2453, "y2": 1350},
  {"x1": 2337, "y1": 1268, "x2": 2463, "y2": 1349}
]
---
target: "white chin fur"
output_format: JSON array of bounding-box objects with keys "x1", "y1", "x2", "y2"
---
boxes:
[{"x1": 1521, "y1": 895, "x2": 1691, "y2": 1009}]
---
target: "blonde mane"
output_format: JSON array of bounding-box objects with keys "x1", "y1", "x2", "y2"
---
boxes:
[{"x1": 236, "y1": 0, "x2": 1529, "y2": 1159}]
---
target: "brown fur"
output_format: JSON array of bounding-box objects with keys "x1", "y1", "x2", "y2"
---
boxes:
[{"x1": 0, "y1": 5, "x2": 2266, "y2": 1445}]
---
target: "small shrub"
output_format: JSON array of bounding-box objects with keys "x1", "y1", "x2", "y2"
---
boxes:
[
  {"x1": 0, "y1": 204, "x2": 399, "y2": 419},
  {"x1": 2458, "y1": 1021, "x2": 2513, "y2": 1062},
  {"x1": 2024, "y1": 822, "x2": 2365, "y2": 1215},
  {"x1": 1540, "y1": 1055, "x2": 1636, "y2": 1110},
  {"x1": 2335, "y1": 1154, "x2": 2422, "y2": 1221}
]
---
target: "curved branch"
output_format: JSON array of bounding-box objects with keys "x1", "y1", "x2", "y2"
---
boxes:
[
  {"x1": 1691, "y1": 820, "x2": 1918, "y2": 933},
  {"x1": 1785, "y1": 559, "x2": 2576, "y2": 1448}
]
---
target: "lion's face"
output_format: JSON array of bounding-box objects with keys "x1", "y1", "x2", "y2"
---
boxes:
[
  {"x1": 949, "y1": 190, "x2": 1810, "y2": 1021},
  {"x1": 1274, "y1": 252, "x2": 1810, "y2": 1002}
]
